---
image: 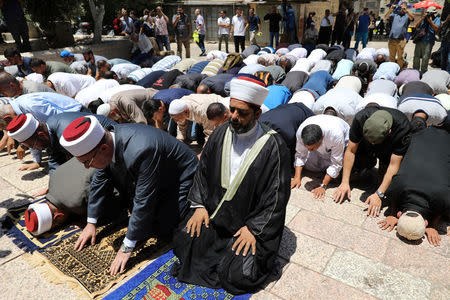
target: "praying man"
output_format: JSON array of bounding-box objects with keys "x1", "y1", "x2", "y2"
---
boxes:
[{"x1": 171, "y1": 74, "x2": 291, "y2": 294}]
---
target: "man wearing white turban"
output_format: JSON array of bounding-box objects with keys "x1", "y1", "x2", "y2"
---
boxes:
[{"x1": 171, "y1": 74, "x2": 291, "y2": 294}]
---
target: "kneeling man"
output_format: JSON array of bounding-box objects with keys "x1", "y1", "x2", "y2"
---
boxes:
[
  {"x1": 291, "y1": 115, "x2": 350, "y2": 198},
  {"x1": 171, "y1": 75, "x2": 291, "y2": 294},
  {"x1": 59, "y1": 116, "x2": 199, "y2": 275}
]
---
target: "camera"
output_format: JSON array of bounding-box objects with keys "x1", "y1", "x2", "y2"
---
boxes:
[{"x1": 427, "y1": 12, "x2": 436, "y2": 17}]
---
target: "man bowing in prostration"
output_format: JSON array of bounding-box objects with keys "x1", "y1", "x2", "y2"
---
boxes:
[
  {"x1": 171, "y1": 74, "x2": 291, "y2": 294},
  {"x1": 59, "y1": 115, "x2": 198, "y2": 275}
]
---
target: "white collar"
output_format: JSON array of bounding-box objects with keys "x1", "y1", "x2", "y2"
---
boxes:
[{"x1": 110, "y1": 132, "x2": 116, "y2": 163}]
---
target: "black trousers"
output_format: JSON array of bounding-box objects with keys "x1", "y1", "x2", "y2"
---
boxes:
[
  {"x1": 234, "y1": 36, "x2": 245, "y2": 53},
  {"x1": 318, "y1": 26, "x2": 332, "y2": 45}
]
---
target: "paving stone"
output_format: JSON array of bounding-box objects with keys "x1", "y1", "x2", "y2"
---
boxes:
[
  {"x1": 0, "y1": 178, "x2": 33, "y2": 222},
  {"x1": 251, "y1": 291, "x2": 283, "y2": 299},
  {"x1": 0, "y1": 160, "x2": 49, "y2": 193},
  {"x1": 271, "y1": 263, "x2": 376, "y2": 300},
  {"x1": 430, "y1": 284, "x2": 450, "y2": 300},
  {"x1": 285, "y1": 231, "x2": 336, "y2": 273},
  {"x1": 0, "y1": 255, "x2": 84, "y2": 299},
  {"x1": 263, "y1": 256, "x2": 290, "y2": 291},
  {"x1": 383, "y1": 239, "x2": 450, "y2": 288},
  {"x1": 361, "y1": 215, "x2": 399, "y2": 240},
  {"x1": 0, "y1": 150, "x2": 24, "y2": 167},
  {"x1": 324, "y1": 248, "x2": 432, "y2": 300},
  {"x1": 0, "y1": 235, "x2": 24, "y2": 266},
  {"x1": 289, "y1": 210, "x2": 389, "y2": 261},
  {"x1": 284, "y1": 204, "x2": 300, "y2": 226},
  {"x1": 289, "y1": 187, "x2": 367, "y2": 226}
]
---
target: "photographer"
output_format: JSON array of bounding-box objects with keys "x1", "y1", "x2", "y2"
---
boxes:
[
  {"x1": 172, "y1": 6, "x2": 191, "y2": 58},
  {"x1": 385, "y1": 1, "x2": 414, "y2": 69},
  {"x1": 439, "y1": 15, "x2": 450, "y2": 72},
  {"x1": 413, "y1": 6, "x2": 440, "y2": 72},
  {"x1": 154, "y1": 6, "x2": 171, "y2": 51}
]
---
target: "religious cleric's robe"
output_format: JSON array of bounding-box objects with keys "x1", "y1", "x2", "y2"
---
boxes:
[{"x1": 171, "y1": 122, "x2": 291, "y2": 294}]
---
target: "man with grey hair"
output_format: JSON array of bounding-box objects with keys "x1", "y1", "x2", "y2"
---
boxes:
[
  {"x1": 378, "y1": 127, "x2": 449, "y2": 246},
  {"x1": 0, "y1": 72, "x2": 54, "y2": 97}
]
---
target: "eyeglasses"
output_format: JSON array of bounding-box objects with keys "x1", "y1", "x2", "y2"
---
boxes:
[{"x1": 80, "y1": 146, "x2": 100, "y2": 168}]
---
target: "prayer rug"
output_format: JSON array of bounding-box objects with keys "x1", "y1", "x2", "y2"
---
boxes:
[
  {"x1": 103, "y1": 250, "x2": 252, "y2": 300},
  {"x1": 38, "y1": 222, "x2": 169, "y2": 298},
  {"x1": 3, "y1": 198, "x2": 80, "y2": 252}
]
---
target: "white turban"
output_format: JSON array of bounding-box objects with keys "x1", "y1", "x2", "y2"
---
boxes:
[
  {"x1": 230, "y1": 76, "x2": 269, "y2": 107},
  {"x1": 168, "y1": 99, "x2": 188, "y2": 115}
]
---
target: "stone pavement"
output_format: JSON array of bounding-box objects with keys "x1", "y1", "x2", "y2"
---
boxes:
[{"x1": 0, "y1": 40, "x2": 448, "y2": 299}]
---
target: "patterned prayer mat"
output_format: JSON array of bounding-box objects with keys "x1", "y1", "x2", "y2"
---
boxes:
[
  {"x1": 104, "y1": 250, "x2": 251, "y2": 300},
  {"x1": 39, "y1": 222, "x2": 169, "y2": 298},
  {"x1": 3, "y1": 198, "x2": 80, "y2": 252}
]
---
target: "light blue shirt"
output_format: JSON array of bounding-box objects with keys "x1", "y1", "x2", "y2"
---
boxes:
[
  {"x1": 389, "y1": 13, "x2": 411, "y2": 39},
  {"x1": 332, "y1": 59, "x2": 354, "y2": 80},
  {"x1": 373, "y1": 62, "x2": 400, "y2": 81},
  {"x1": 10, "y1": 92, "x2": 82, "y2": 122}
]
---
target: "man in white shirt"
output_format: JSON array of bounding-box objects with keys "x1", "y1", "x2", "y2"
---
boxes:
[
  {"x1": 130, "y1": 33, "x2": 154, "y2": 65},
  {"x1": 46, "y1": 73, "x2": 96, "y2": 98},
  {"x1": 75, "y1": 79, "x2": 120, "y2": 107},
  {"x1": 230, "y1": 8, "x2": 247, "y2": 53},
  {"x1": 218, "y1": 10, "x2": 231, "y2": 53},
  {"x1": 120, "y1": 8, "x2": 135, "y2": 36},
  {"x1": 318, "y1": 9, "x2": 333, "y2": 45},
  {"x1": 312, "y1": 87, "x2": 362, "y2": 124},
  {"x1": 291, "y1": 114, "x2": 350, "y2": 199}
]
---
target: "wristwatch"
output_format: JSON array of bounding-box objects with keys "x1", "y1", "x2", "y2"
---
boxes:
[
  {"x1": 376, "y1": 190, "x2": 386, "y2": 200},
  {"x1": 120, "y1": 244, "x2": 134, "y2": 253},
  {"x1": 320, "y1": 183, "x2": 327, "y2": 189}
]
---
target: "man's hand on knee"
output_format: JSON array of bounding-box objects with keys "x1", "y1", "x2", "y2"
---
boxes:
[
  {"x1": 232, "y1": 226, "x2": 256, "y2": 256},
  {"x1": 186, "y1": 207, "x2": 209, "y2": 237}
]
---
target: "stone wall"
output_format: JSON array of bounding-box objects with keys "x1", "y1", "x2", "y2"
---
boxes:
[{"x1": 303, "y1": 0, "x2": 341, "y2": 26}]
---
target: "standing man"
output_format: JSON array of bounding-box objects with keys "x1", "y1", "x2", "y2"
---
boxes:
[
  {"x1": 333, "y1": 107, "x2": 411, "y2": 217},
  {"x1": 385, "y1": 2, "x2": 414, "y2": 69},
  {"x1": 230, "y1": 8, "x2": 247, "y2": 53},
  {"x1": 283, "y1": 4, "x2": 298, "y2": 44},
  {"x1": 354, "y1": 8, "x2": 372, "y2": 50},
  {"x1": 154, "y1": 6, "x2": 171, "y2": 52},
  {"x1": 413, "y1": 7, "x2": 440, "y2": 73},
  {"x1": 172, "y1": 6, "x2": 191, "y2": 59},
  {"x1": 217, "y1": 10, "x2": 230, "y2": 53},
  {"x1": 171, "y1": 75, "x2": 290, "y2": 294},
  {"x1": 120, "y1": 8, "x2": 135, "y2": 36},
  {"x1": 318, "y1": 9, "x2": 333, "y2": 45},
  {"x1": 0, "y1": 0, "x2": 31, "y2": 52},
  {"x1": 194, "y1": 9, "x2": 206, "y2": 56},
  {"x1": 248, "y1": 8, "x2": 261, "y2": 45},
  {"x1": 60, "y1": 117, "x2": 199, "y2": 276},
  {"x1": 331, "y1": 5, "x2": 347, "y2": 45},
  {"x1": 264, "y1": 7, "x2": 282, "y2": 49},
  {"x1": 440, "y1": 15, "x2": 450, "y2": 72}
]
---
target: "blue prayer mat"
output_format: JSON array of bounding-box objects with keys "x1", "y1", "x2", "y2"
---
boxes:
[{"x1": 104, "y1": 250, "x2": 251, "y2": 300}]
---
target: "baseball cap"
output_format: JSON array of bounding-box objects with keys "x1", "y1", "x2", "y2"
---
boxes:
[
  {"x1": 60, "y1": 50, "x2": 74, "y2": 58},
  {"x1": 397, "y1": 210, "x2": 426, "y2": 240},
  {"x1": 363, "y1": 110, "x2": 393, "y2": 144}
]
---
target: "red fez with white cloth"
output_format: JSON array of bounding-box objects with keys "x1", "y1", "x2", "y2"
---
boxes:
[
  {"x1": 24, "y1": 202, "x2": 53, "y2": 235},
  {"x1": 229, "y1": 74, "x2": 269, "y2": 107},
  {"x1": 59, "y1": 116, "x2": 105, "y2": 157},
  {"x1": 6, "y1": 113, "x2": 39, "y2": 142}
]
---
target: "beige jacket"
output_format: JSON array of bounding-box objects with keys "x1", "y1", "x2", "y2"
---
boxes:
[
  {"x1": 176, "y1": 93, "x2": 227, "y2": 141},
  {"x1": 110, "y1": 88, "x2": 158, "y2": 124}
]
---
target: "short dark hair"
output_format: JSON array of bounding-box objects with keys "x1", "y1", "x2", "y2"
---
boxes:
[
  {"x1": 142, "y1": 99, "x2": 162, "y2": 121},
  {"x1": 97, "y1": 60, "x2": 108, "y2": 69},
  {"x1": 207, "y1": 102, "x2": 227, "y2": 120},
  {"x1": 324, "y1": 106, "x2": 337, "y2": 116},
  {"x1": 88, "y1": 98, "x2": 104, "y2": 114},
  {"x1": 301, "y1": 124, "x2": 323, "y2": 146},
  {"x1": 118, "y1": 77, "x2": 133, "y2": 85},
  {"x1": 4, "y1": 48, "x2": 20, "y2": 58},
  {"x1": 30, "y1": 58, "x2": 46, "y2": 68},
  {"x1": 82, "y1": 49, "x2": 93, "y2": 56},
  {"x1": 99, "y1": 71, "x2": 116, "y2": 79}
]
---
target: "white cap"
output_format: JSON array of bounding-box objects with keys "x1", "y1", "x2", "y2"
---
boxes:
[
  {"x1": 7, "y1": 113, "x2": 39, "y2": 142},
  {"x1": 397, "y1": 210, "x2": 426, "y2": 240},
  {"x1": 168, "y1": 99, "x2": 188, "y2": 115},
  {"x1": 229, "y1": 75, "x2": 269, "y2": 106},
  {"x1": 25, "y1": 73, "x2": 44, "y2": 84},
  {"x1": 96, "y1": 103, "x2": 111, "y2": 116},
  {"x1": 26, "y1": 203, "x2": 53, "y2": 236},
  {"x1": 59, "y1": 115, "x2": 106, "y2": 157}
]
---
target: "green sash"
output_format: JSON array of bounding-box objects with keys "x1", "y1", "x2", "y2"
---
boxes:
[{"x1": 210, "y1": 124, "x2": 276, "y2": 219}]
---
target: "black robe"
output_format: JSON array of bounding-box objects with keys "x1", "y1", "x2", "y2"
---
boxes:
[
  {"x1": 171, "y1": 123, "x2": 291, "y2": 294},
  {"x1": 387, "y1": 127, "x2": 450, "y2": 220}
]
